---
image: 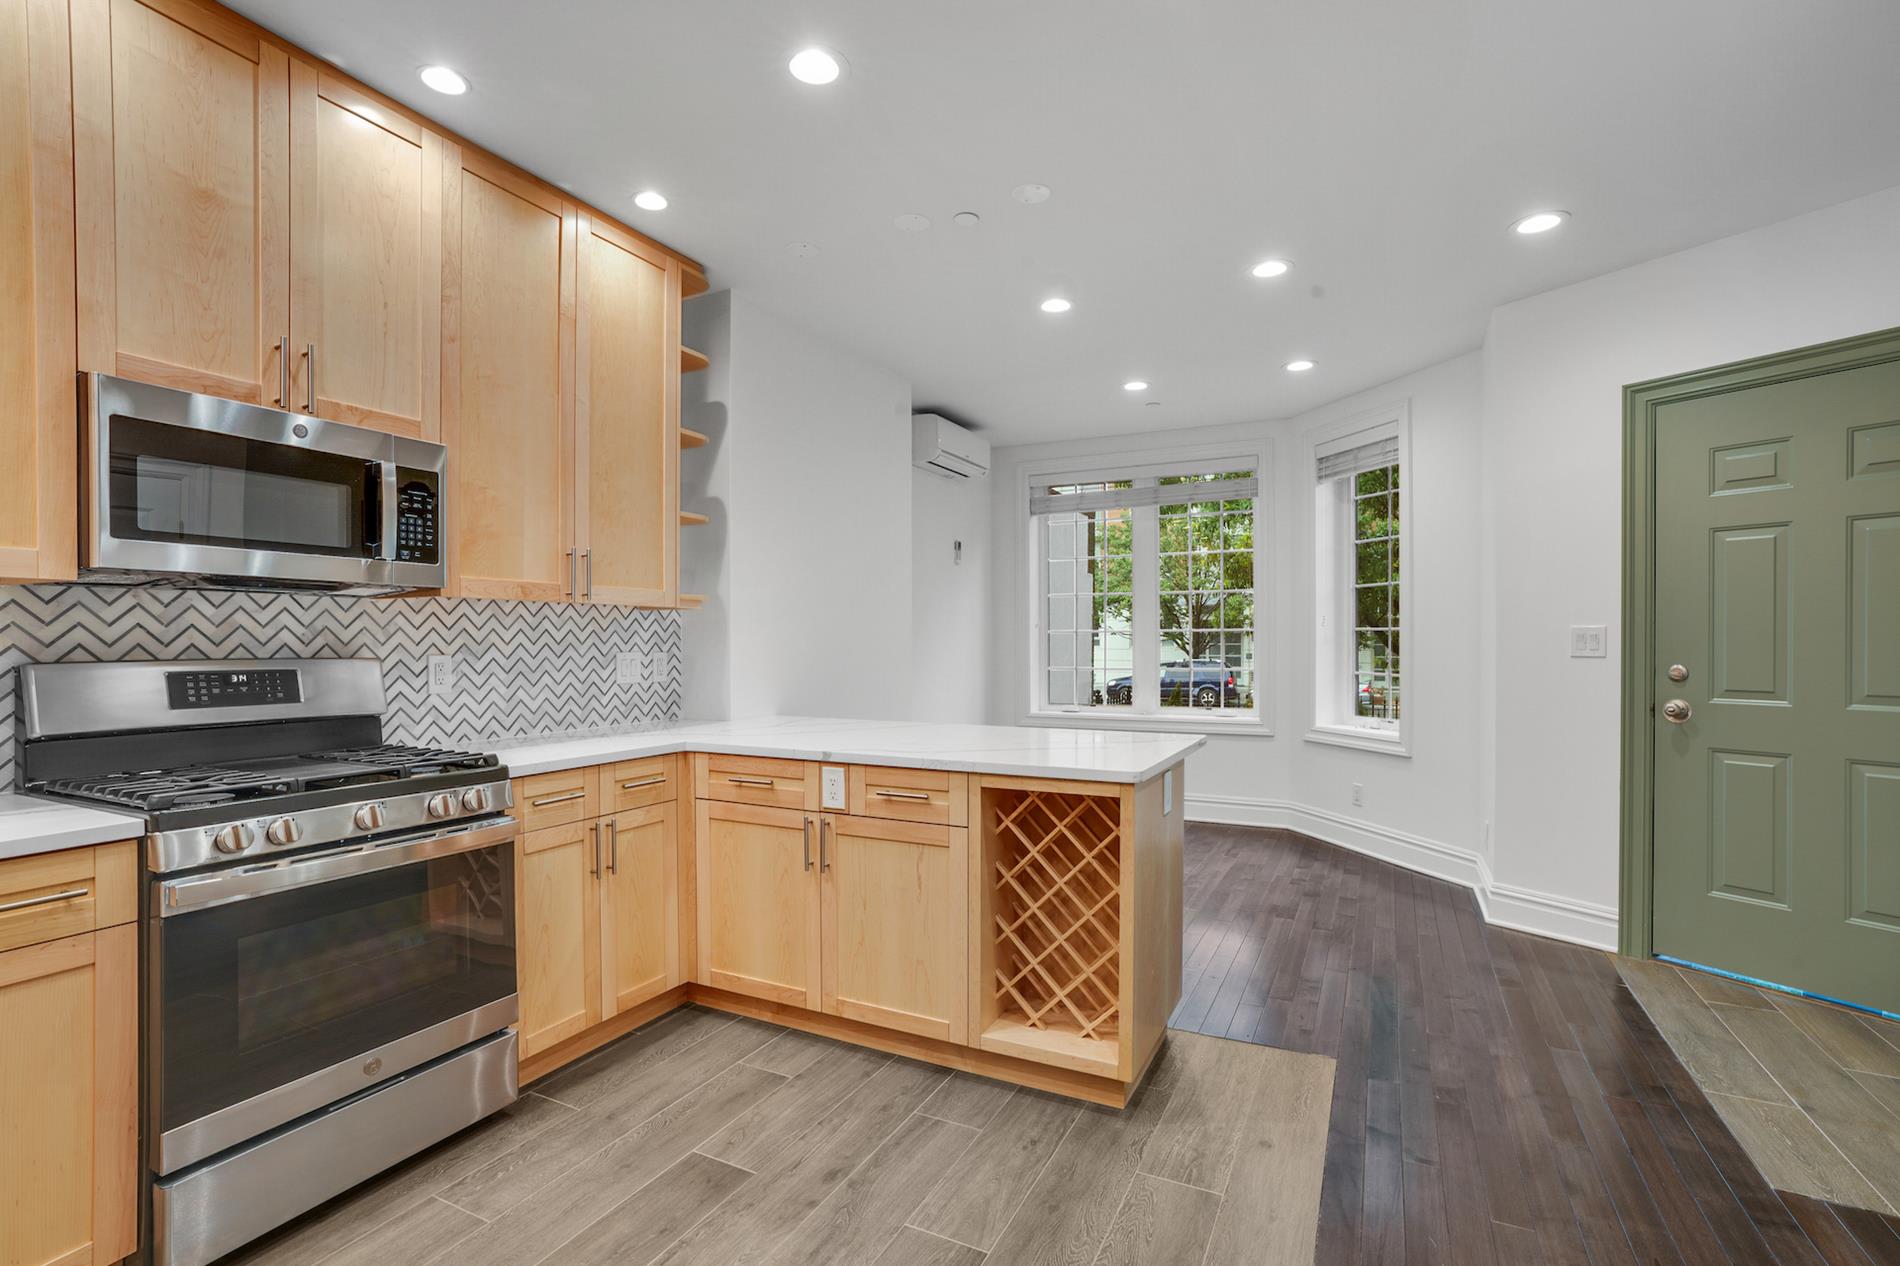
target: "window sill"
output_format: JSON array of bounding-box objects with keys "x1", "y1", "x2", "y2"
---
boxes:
[
  {"x1": 1023, "y1": 711, "x2": 1274, "y2": 739},
  {"x1": 1304, "y1": 723, "x2": 1410, "y2": 757}
]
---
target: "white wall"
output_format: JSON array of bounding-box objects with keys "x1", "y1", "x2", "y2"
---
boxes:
[
  {"x1": 1478, "y1": 183, "x2": 1900, "y2": 930},
  {"x1": 910, "y1": 464, "x2": 991, "y2": 722},
  {"x1": 682, "y1": 292, "x2": 916, "y2": 721}
]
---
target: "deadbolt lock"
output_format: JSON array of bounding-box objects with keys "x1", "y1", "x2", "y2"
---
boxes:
[
  {"x1": 1662, "y1": 699, "x2": 1693, "y2": 724},
  {"x1": 1667, "y1": 664, "x2": 1689, "y2": 683}
]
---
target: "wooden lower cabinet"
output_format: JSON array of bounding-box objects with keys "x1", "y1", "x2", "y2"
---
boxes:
[
  {"x1": 0, "y1": 923, "x2": 137, "y2": 1266},
  {"x1": 600, "y1": 804, "x2": 678, "y2": 1014},
  {"x1": 694, "y1": 800, "x2": 820, "y2": 1008}
]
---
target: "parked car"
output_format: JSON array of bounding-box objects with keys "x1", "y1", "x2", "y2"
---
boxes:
[{"x1": 1106, "y1": 660, "x2": 1243, "y2": 707}]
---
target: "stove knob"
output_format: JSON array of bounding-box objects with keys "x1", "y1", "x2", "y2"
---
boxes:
[
  {"x1": 266, "y1": 817, "x2": 303, "y2": 847},
  {"x1": 353, "y1": 802, "x2": 387, "y2": 832},
  {"x1": 426, "y1": 793, "x2": 457, "y2": 820},
  {"x1": 460, "y1": 788, "x2": 488, "y2": 813},
  {"x1": 212, "y1": 823, "x2": 254, "y2": 854}
]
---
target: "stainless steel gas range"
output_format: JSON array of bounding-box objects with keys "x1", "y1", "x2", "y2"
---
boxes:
[{"x1": 16, "y1": 658, "x2": 519, "y2": 1266}]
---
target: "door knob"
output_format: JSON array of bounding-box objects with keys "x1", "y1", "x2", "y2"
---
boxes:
[{"x1": 1663, "y1": 699, "x2": 1693, "y2": 724}]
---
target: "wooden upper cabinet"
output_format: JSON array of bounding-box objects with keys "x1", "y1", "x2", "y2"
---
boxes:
[
  {"x1": 576, "y1": 214, "x2": 679, "y2": 606},
  {"x1": 0, "y1": 0, "x2": 78, "y2": 583},
  {"x1": 442, "y1": 148, "x2": 577, "y2": 601},
  {"x1": 72, "y1": 0, "x2": 290, "y2": 406},
  {"x1": 288, "y1": 62, "x2": 442, "y2": 437}
]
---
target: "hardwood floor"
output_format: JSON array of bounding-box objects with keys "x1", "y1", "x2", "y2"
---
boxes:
[
  {"x1": 220, "y1": 1006, "x2": 1333, "y2": 1265},
  {"x1": 1171, "y1": 822, "x2": 1900, "y2": 1265}
]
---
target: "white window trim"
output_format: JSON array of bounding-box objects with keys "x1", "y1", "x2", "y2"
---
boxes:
[
  {"x1": 1019, "y1": 439, "x2": 1273, "y2": 737},
  {"x1": 1303, "y1": 400, "x2": 1412, "y2": 757}
]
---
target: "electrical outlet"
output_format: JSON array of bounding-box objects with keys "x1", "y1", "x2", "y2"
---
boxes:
[
  {"x1": 427, "y1": 655, "x2": 455, "y2": 697},
  {"x1": 1351, "y1": 782, "x2": 1365, "y2": 807},
  {"x1": 615, "y1": 652, "x2": 640, "y2": 686},
  {"x1": 1570, "y1": 625, "x2": 1608, "y2": 658},
  {"x1": 821, "y1": 766, "x2": 846, "y2": 810}
]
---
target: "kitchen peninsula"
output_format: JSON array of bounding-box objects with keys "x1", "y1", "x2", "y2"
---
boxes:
[{"x1": 492, "y1": 717, "x2": 1202, "y2": 1107}]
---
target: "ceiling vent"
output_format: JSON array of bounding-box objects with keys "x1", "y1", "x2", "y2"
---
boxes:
[{"x1": 912, "y1": 413, "x2": 989, "y2": 480}]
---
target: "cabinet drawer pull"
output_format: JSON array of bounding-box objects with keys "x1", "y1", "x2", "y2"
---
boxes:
[
  {"x1": 620, "y1": 775, "x2": 666, "y2": 790},
  {"x1": 874, "y1": 790, "x2": 933, "y2": 802},
  {"x1": 0, "y1": 887, "x2": 89, "y2": 915},
  {"x1": 725, "y1": 776, "x2": 776, "y2": 787},
  {"x1": 802, "y1": 817, "x2": 813, "y2": 872},
  {"x1": 820, "y1": 817, "x2": 831, "y2": 872},
  {"x1": 590, "y1": 823, "x2": 601, "y2": 878},
  {"x1": 606, "y1": 820, "x2": 618, "y2": 874},
  {"x1": 530, "y1": 790, "x2": 586, "y2": 807}
]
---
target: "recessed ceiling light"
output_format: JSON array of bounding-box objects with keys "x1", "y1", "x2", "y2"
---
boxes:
[
  {"x1": 1285, "y1": 359, "x2": 1316, "y2": 373},
  {"x1": 1012, "y1": 184, "x2": 1052, "y2": 205},
  {"x1": 1040, "y1": 297, "x2": 1072, "y2": 314},
  {"x1": 633, "y1": 190, "x2": 668, "y2": 211},
  {"x1": 952, "y1": 211, "x2": 981, "y2": 227},
  {"x1": 788, "y1": 47, "x2": 843, "y2": 85},
  {"x1": 418, "y1": 65, "x2": 467, "y2": 95},
  {"x1": 1123, "y1": 380, "x2": 1148, "y2": 392},
  {"x1": 893, "y1": 213, "x2": 930, "y2": 232},
  {"x1": 1250, "y1": 258, "x2": 1291, "y2": 279},
  {"x1": 1513, "y1": 210, "x2": 1569, "y2": 235}
]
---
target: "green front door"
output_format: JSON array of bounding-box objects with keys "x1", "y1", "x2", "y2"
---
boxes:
[{"x1": 1652, "y1": 357, "x2": 1900, "y2": 1013}]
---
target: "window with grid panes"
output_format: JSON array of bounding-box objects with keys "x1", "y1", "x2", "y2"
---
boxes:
[
  {"x1": 1310, "y1": 418, "x2": 1404, "y2": 744},
  {"x1": 1032, "y1": 464, "x2": 1260, "y2": 724},
  {"x1": 1350, "y1": 464, "x2": 1400, "y2": 721}
]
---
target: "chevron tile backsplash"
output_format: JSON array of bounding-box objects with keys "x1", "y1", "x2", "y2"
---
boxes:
[{"x1": 0, "y1": 585, "x2": 682, "y2": 788}]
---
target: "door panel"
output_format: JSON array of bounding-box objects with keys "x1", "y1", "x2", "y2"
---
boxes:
[
  {"x1": 289, "y1": 64, "x2": 441, "y2": 437},
  {"x1": 601, "y1": 805, "x2": 677, "y2": 1014},
  {"x1": 1653, "y1": 356, "x2": 1900, "y2": 1013},
  {"x1": 73, "y1": 0, "x2": 289, "y2": 405},
  {"x1": 695, "y1": 800, "x2": 817, "y2": 1008},
  {"x1": 819, "y1": 815, "x2": 967, "y2": 1043},
  {"x1": 576, "y1": 214, "x2": 676, "y2": 606},
  {"x1": 517, "y1": 820, "x2": 600, "y2": 1057}
]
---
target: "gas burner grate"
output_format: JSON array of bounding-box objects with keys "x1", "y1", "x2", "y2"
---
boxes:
[
  {"x1": 299, "y1": 744, "x2": 500, "y2": 778},
  {"x1": 32, "y1": 766, "x2": 303, "y2": 810}
]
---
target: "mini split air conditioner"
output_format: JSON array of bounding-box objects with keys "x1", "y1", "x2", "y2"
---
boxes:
[{"x1": 912, "y1": 413, "x2": 989, "y2": 479}]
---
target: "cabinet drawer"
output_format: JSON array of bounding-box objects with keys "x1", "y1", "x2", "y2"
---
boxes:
[
  {"x1": 516, "y1": 768, "x2": 597, "y2": 833},
  {"x1": 0, "y1": 840, "x2": 138, "y2": 954},
  {"x1": 695, "y1": 754, "x2": 816, "y2": 811},
  {"x1": 848, "y1": 766, "x2": 967, "y2": 826},
  {"x1": 606, "y1": 755, "x2": 677, "y2": 813}
]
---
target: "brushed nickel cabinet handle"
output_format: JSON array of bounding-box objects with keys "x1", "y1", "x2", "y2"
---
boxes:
[
  {"x1": 726, "y1": 776, "x2": 775, "y2": 787},
  {"x1": 566, "y1": 549, "x2": 576, "y2": 596},
  {"x1": 606, "y1": 819, "x2": 618, "y2": 874},
  {"x1": 802, "y1": 816, "x2": 813, "y2": 872},
  {"x1": 530, "y1": 790, "x2": 586, "y2": 807},
  {"x1": 819, "y1": 817, "x2": 831, "y2": 872},
  {"x1": 590, "y1": 822, "x2": 601, "y2": 878},
  {"x1": 874, "y1": 790, "x2": 932, "y2": 802},
  {"x1": 0, "y1": 887, "x2": 89, "y2": 915},
  {"x1": 620, "y1": 775, "x2": 666, "y2": 790},
  {"x1": 276, "y1": 339, "x2": 289, "y2": 406},
  {"x1": 583, "y1": 550, "x2": 593, "y2": 600},
  {"x1": 304, "y1": 343, "x2": 316, "y2": 412}
]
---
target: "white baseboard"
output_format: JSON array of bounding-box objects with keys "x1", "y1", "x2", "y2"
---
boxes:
[{"x1": 1184, "y1": 793, "x2": 1619, "y2": 951}]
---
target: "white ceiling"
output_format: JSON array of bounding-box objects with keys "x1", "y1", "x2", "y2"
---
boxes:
[{"x1": 226, "y1": 0, "x2": 1900, "y2": 445}]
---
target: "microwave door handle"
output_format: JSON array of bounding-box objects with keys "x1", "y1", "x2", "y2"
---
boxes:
[{"x1": 378, "y1": 461, "x2": 399, "y2": 561}]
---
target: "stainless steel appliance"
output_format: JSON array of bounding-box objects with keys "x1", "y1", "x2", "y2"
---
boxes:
[
  {"x1": 82, "y1": 373, "x2": 447, "y2": 593},
  {"x1": 18, "y1": 658, "x2": 517, "y2": 1266}
]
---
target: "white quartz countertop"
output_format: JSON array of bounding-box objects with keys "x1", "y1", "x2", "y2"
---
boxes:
[
  {"x1": 0, "y1": 793, "x2": 147, "y2": 861},
  {"x1": 487, "y1": 716, "x2": 1205, "y2": 784}
]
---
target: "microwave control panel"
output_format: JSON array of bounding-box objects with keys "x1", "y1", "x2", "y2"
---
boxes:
[{"x1": 394, "y1": 469, "x2": 440, "y2": 565}]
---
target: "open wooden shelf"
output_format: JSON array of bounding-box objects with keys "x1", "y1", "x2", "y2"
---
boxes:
[
  {"x1": 676, "y1": 593, "x2": 706, "y2": 609},
  {"x1": 981, "y1": 785, "x2": 1123, "y2": 1075},
  {"x1": 681, "y1": 265, "x2": 708, "y2": 298},
  {"x1": 679, "y1": 510, "x2": 708, "y2": 526},
  {"x1": 679, "y1": 426, "x2": 708, "y2": 449},
  {"x1": 680, "y1": 346, "x2": 709, "y2": 374}
]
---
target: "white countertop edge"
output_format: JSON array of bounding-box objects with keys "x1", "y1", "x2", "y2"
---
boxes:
[
  {"x1": 0, "y1": 793, "x2": 147, "y2": 861},
  {"x1": 488, "y1": 720, "x2": 1207, "y2": 785}
]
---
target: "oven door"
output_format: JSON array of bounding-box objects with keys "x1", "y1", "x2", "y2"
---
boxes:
[{"x1": 151, "y1": 820, "x2": 518, "y2": 1175}]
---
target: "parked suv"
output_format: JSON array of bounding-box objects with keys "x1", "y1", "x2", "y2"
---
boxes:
[{"x1": 1104, "y1": 660, "x2": 1244, "y2": 707}]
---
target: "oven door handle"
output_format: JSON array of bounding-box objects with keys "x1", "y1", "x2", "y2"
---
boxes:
[{"x1": 158, "y1": 819, "x2": 517, "y2": 917}]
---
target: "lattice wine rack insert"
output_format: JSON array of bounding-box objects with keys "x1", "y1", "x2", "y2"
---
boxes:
[{"x1": 989, "y1": 787, "x2": 1123, "y2": 1044}]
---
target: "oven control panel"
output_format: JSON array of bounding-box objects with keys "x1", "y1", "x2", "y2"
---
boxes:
[
  {"x1": 166, "y1": 668, "x2": 303, "y2": 710},
  {"x1": 394, "y1": 470, "x2": 440, "y2": 565}
]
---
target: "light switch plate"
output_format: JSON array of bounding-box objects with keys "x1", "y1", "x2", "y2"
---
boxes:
[
  {"x1": 615, "y1": 652, "x2": 640, "y2": 686},
  {"x1": 427, "y1": 655, "x2": 455, "y2": 697},
  {"x1": 821, "y1": 766, "x2": 846, "y2": 810},
  {"x1": 1569, "y1": 625, "x2": 1608, "y2": 658}
]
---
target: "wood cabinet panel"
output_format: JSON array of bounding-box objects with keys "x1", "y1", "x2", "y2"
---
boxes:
[
  {"x1": 516, "y1": 819, "x2": 601, "y2": 1057},
  {"x1": 73, "y1": 0, "x2": 290, "y2": 405},
  {"x1": 0, "y1": 839, "x2": 137, "y2": 954},
  {"x1": 605, "y1": 755, "x2": 676, "y2": 814},
  {"x1": 848, "y1": 766, "x2": 967, "y2": 827},
  {"x1": 289, "y1": 63, "x2": 441, "y2": 437},
  {"x1": 600, "y1": 804, "x2": 678, "y2": 1014},
  {"x1": 0, "y1": 0, "x2": 77, "y2": 583},
  {"x1": 694, "y1": 753, "x2": 818, "y2": 811},
  {"x1": 0, "y1": 925, "x2": 137, "y2": 1266},
  {"x1": 576, "y1": 215, "x2": 676, "y2": 605},
  {"x1": 515, "y1": 766, "x2": 597, "y2": 833},
  {"x1": 695, "y1": 800, "x2": 819, "y2": 1008},
  {"x1": 820, "y1": 815, "x2": 967, "y2": 1043},
  {"x1": 442, "y1": 149, "x2": 575, "y2": 601}
]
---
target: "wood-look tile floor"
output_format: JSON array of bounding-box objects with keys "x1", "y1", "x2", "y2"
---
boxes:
[
  {"x1": 221, "y1": 1009, "x2": 1334, "y2": 1266},
  {"x1": 1169, "y1": 822, "x2": 1900, "y2": 1265},
  {"x1": 1617, "y1": 958, "x2": 1900, "y2": 1217}
]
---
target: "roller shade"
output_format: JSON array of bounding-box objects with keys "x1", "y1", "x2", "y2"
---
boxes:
[
  {"x1": 1030, "y1": 473, "x2": 1257, "y2": 516},
  {"x1": 1315, "y1": 429, "x2": 1398, "y2": 482}
]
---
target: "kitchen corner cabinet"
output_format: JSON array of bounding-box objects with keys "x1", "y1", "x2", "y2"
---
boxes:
[{"x1": 0, "y1": 0, "x2": 78, "y2": 583}]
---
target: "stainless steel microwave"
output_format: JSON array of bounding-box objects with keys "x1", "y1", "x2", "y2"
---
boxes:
[{"x1": 83, "y1": 374, "x2": 446, "y2": 594}]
